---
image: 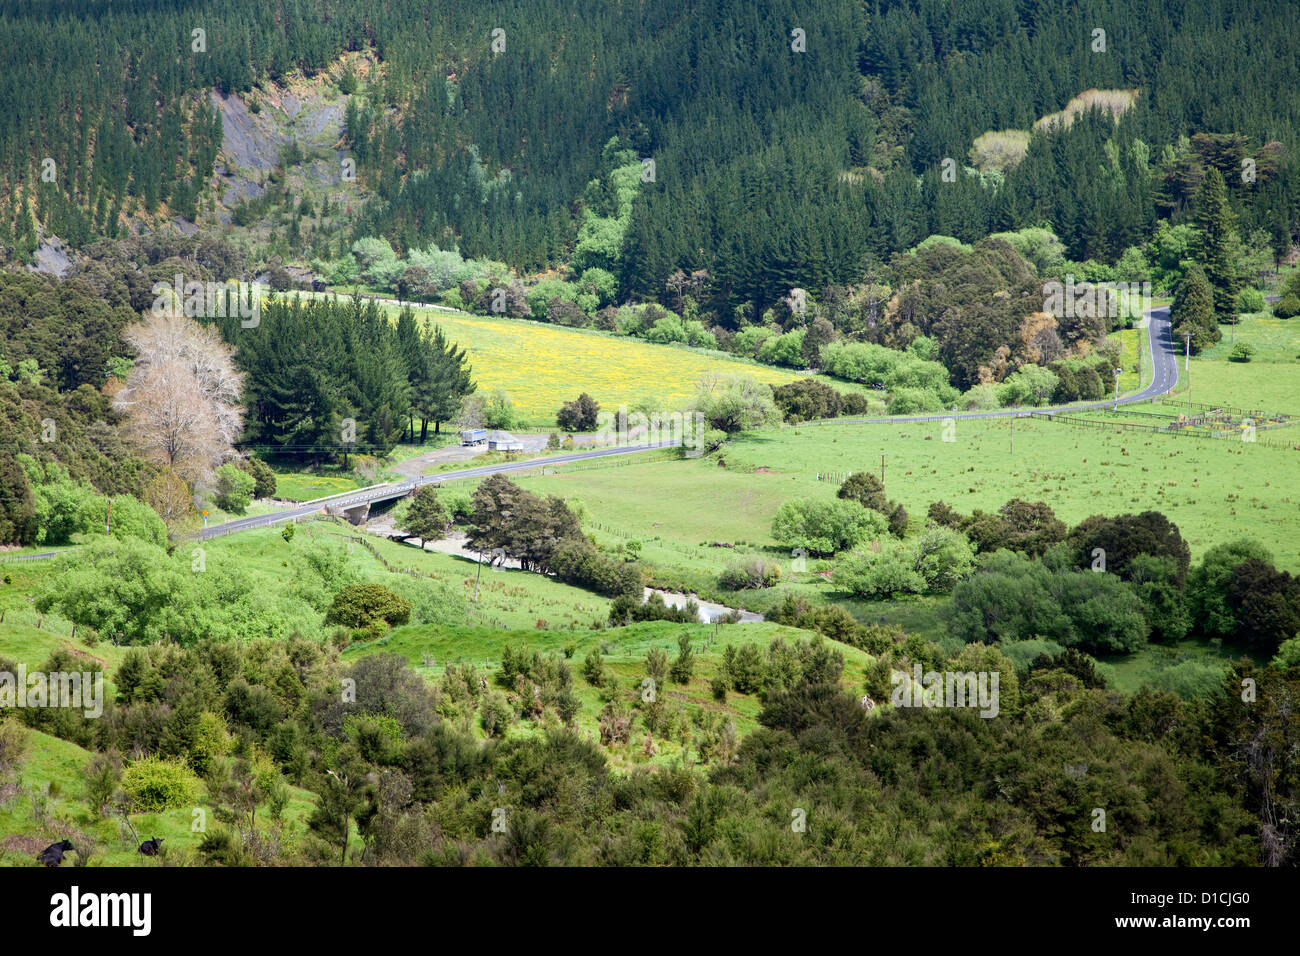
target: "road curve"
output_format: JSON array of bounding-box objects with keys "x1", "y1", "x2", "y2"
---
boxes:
[
  {"x1": 831, "y1": 305, "x2": 1177, "y2": 426},
  {"x1": 196, "y1": 307, "x2": 1179, "y2": 541}
]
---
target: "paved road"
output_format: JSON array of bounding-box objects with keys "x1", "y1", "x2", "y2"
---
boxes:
[
  {"x1": 196, "y1": 441, "x2": 678, "y2": 540},
  {"x1": 192, "y1": 305, "x2": 1179, "y2": 540},
  {"x1": 831, "y1": 305, "x2": 1176, "y2": 426}
]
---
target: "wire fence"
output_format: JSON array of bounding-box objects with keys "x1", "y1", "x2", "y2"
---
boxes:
[
  {"x1": 1155, "y1": 397, "x2": 1297, "y2": 420},
  {"x1": 1028, "y1": 411, "x2": 1300, "y2": 448},
  {"x1": 0, "y1": 549, "x2": 72, "y2": 563}
]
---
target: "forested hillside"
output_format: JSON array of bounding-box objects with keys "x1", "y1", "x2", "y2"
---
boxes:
[
  {"x1": 4, "y1": 0, "x2": 1300, "y2": 884},
  {"x1": 3, "y1": 0, "x2": 1299, "y2": 320}
]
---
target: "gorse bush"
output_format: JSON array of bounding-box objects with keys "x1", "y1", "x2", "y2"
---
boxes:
[
  {"x1": 120, "y1": 756, "x2": 199, "y2": 813},
  {"x1": 324, "y1": 583, "x2": 413, "y2": 630}
]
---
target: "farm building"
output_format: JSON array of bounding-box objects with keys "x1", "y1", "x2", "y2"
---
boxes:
[{"x1": 487, "y1": 430, "x2": 524, "y2": 451}]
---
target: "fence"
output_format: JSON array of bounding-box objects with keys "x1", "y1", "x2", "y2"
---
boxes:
[
  {"x1": 0, "y1": 549, "x2": 71, "y2": 563},
  {"x1": 1155, "y1": 397, "x2": 1296, "y2": 421},
  {"x1": 1028, "y1": 411, "x2": 1300, "y2": 448}
]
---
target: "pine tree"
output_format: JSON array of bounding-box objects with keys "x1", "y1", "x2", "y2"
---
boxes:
[
  {"x1": 1194, "y1": 168, "x2": 1241, "y2": 320},
  {"x1": 1170, "y1": 264, "x2": 1219, "y2": 354},
  {"x1": 403, "y1": 486, "x2": 448, "y2": 548}
]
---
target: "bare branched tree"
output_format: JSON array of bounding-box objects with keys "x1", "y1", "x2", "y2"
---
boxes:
[{"x1": 115, "y1": 312, "x2": 244, "y2": 485}]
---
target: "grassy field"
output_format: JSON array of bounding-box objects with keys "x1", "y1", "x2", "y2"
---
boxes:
[
  {"x1": 1168, "y1": 309, "x2": 1300, "y2": 413},
  {"x1": 272, "y1": 470, "x2": 372, "y2": 503},
  {"x1": 503, "y1": 310, "x2": 1300, "y2": 579},
  {"x1": 0, "y1": 725, "x2": 322, "y2": 868},
  {"x1": 510, "y1": 415, "x2": 1300, "y2": 574},
  {"x1": 1108, "y1": 323, "x2": 1148, "y2": 395}
]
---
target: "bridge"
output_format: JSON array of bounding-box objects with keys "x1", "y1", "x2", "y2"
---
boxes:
[{"x1": 193, "y1": 440, "x2": 678, "y2": 541}]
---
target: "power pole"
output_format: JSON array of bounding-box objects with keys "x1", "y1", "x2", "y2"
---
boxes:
[
  {"x1": 1185, "y1": 332, "x2": 1192, "y2": 413},
  {"x1": 880, "y1": 454, "x2": 885, "y2": 484},
  {"x1": 474, "y1": 550, "x2": 483, "y2": 601},
  {"x1": 1009, "y1": 417, "x2": 1014, "y2": 455}
]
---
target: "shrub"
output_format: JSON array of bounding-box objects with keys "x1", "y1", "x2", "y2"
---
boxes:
[
  {"x1": 733, "y1": 325, "x2": 776, "y2": 358},
  {"x1": 996, "y1": 365, "x2": 1060, "y2": 407},
  {"x1": 582, "y1": 649, "x2": 606, "y2": 687},
  {"x1": 1148, "y1": 660, "x2": 1231, "y2": 700},
  {"x1": 480, "y1": 690, "x2": 514, "y2": 737},
  {"x1": 120, "y1": 756, "x2": 199, "y2": 812},
  {"x1": 550, "y1": 536, "x2": 643, "y2": 597},
  {"x1": 557, "y1": 393, "x2": 600, "y2": 432},
  {"x1": 609, "y1": 592, "x2": 698, "y2": 625},
  {"x1": 91, "y1": 494, "x2": 167, "y2": 547},
  {"x1": 757, "y1": 329, "x2": 806, "y2": 367},
  {"x1": 0, "y1": 719, "x2": 28, "y2": 777},
  {"x1": 670, "y1": 633, "x2": 695, "y2": 684},
  {"x1": 772, "y1": 378, "x2": 843, "y2": 422},
  {"x1": 837, "y1": 472, "x2": 888, "y2": 513},
  {"x1": 1236, "y1": 287, "x2": 1266, "y2": 314},
  {"x1": 645, "y1": 313, "x2": 688, "y2": 344},
  {"x1": 441, "y1": 490, "x2": 475, "y2": 523},
  {"x1": 324, "y1": 583, "x2": 412, "y2": 629},
  {"x1": 484, "y1": 389, "x2": 516, "y2": 429},
  {"x1": 214, "y1": 463, "x2": 256, "y2": 514},
  {"x1": 235, "y1": 456, "x2": 277, "y2": 498},
  {"x1": 771, "y1": 497, "x2": 887, "y2": 556},
  {"x1": 834, "y1": 526, "x2": 975, "y2": 598},
  {"x1": 693, "y1": 373, "x2": 780, "y2": 433},
  {"x1": 886, "y1": 387, "x2": 946, "y2": 415},
  {"x1": 721, "y1": 643, "x2": 765, "y2": 694},
  {"x1": 840, "y1": 392, "x2": 871, "y2": 415},
  {"x1": 646, "y1": 646, "x2": 670, "y2": 685},
  {"x1": 1274, "y1": 293, "x2": 1300, "y2": 319},
  {"x1": 718, "y1": 558, "x2": 782, "y2": 590}
]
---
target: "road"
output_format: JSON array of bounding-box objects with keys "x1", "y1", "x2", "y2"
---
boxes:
[
  {"x1": 196, "y1": 441, "x2": 679, "y2": 540},
  {"x1": 832, "y1": 305, "x2": 1177, "y2": 425},
  {"x1": 188, "y1": 305, "x2": 1179, "y2": 541}
]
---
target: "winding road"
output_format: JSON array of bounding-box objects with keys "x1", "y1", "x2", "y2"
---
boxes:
[
  {"x1": 833, "y1": 304, "x2": 1178, "y2": 425},
  {"x1": 189, "y1": 305, "x2": 1181, "y2": 541}
]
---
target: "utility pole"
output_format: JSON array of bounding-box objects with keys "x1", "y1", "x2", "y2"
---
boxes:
[
  {"x1": 880, "y1": 454, "x2": 885, "y2": 484},
  {"x1": 1114, "y1": 367, "x2": 1121, "y2": 409},
  {"x1": 474, "y1": 550, "x2": 484, "y2": 601},
  {"x1": 1009, "y1": 417, "x2": 1014, "y2": 455},
  {"x1": 1185, "y1": 332, "x2": 1191, "y2": 413}
]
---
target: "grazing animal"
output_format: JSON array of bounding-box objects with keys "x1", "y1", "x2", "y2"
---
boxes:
[
  {"x1": 37, "y1": 840, "x2": 75, "y2": 868},
  {"x1": 138, "y1": 837, "x2": 164, "y2": 857}
]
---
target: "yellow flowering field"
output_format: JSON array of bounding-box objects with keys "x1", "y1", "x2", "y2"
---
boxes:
[{"x1": 406, "y1": 308, "x2": 813, "y2": 425}]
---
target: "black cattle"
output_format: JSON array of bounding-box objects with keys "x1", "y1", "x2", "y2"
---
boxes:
[
  {"x1": 138, "y1": 837, "x2": 164, "y2": 857},
  {"x1": 37, "y1": 840, "x2": 74, "y2": 867}
]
